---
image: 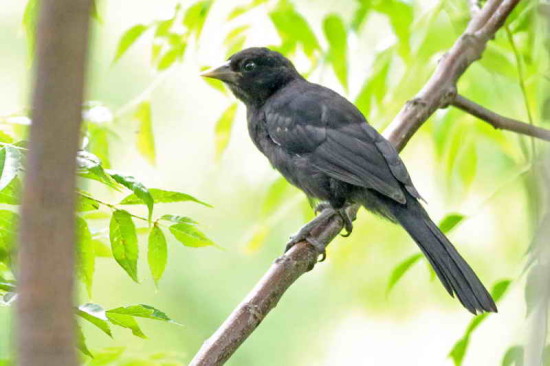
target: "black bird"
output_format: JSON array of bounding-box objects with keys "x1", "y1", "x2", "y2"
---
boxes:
[{"x1": 202, "y1": 47, "x2": 496, "y2": 314}]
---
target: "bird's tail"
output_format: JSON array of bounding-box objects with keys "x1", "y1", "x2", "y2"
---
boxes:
[{"x1": 387, "y1": 194, "x2": 497, "y2": 314}]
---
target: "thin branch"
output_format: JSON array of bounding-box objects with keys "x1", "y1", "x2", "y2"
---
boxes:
[
  {"x1": 78, "y1": 191, "x2": 151, "y2": 223},
  {"x1": 189, "y1": 0, "x2": 521, "y2": 365},
  {"x1": 384, "y1": 0, "x2": 520, "y2": 151},
  {"x1": 452, "y1": 95, "x2": 550, "y2": 141}
]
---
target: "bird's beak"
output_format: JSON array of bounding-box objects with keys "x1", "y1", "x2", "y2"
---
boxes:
[{"x1": 201, "y1": 61, "x2": 239, "y2": 83}]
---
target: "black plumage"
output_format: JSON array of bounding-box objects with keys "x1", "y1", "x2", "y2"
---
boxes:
[{"x1": 202, "y1": 47, "x2": 496, "y2": 314}]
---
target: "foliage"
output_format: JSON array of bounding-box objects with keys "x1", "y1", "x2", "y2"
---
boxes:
[
  {"x1": 3, "y1": 0, "x2": 548, "y2": 364},
  {"x1": 1, "y1": 2, "x2": 218, "y2": 355}
]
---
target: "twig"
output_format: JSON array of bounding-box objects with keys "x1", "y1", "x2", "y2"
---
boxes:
[
  {"x1": 188, "y1": 0, "x2": 521, "y2": 365},
  {"x1": 452, "y1": 95, "x2": 550, "y2": 141},
  {"x1": 384, "y1": 0, "x2": 520, "y2": 151},
  {"x1": 78, "y1": 191, "x2": 151, "y2": 223}
]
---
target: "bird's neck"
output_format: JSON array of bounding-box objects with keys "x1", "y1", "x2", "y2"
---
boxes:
[{"x1": 241, "y1": 75, "x2": 304, "y2": 109}]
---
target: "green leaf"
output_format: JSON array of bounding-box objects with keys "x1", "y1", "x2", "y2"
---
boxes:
[
  {"x1": 438, "y1": 214, "x2": 465, "y2": 233},
  {"x1": 355, "y1": 49, "x2": 392, "y2": 116},
  {"x1": 109, "y1": 172, "x2": 154, "y2": 221},
  {"x1": 449, "y1": 279, "x2": 510, "y2": 365},
  {"x1": 228, "y1": 5, "x2": 252, "y2": 20},
  {"x1": 224, "y1": 26, "x2": 249, "y2": 58},
  {"x1": 77, "y1": 151, "x2": 120, "y2": 190},
  {"x1": 492, "y1": 279, "x2": 512, "y2": 302},
  {"x1": 77, "y1": 303, "x2": 112, "y2": 337},
  {"x1": 22, "y1": 0, "x2": 38, "y2": 59},
  {"x1": 0, "y1": 282, "x2": 15, "y2": 292},
  {"x1": 107, "y1": 304, "x2": 173, "y2": 322},
  {"x1": 352, "y1": 1, "x2": 370, "y2": 31},
  {"x1": 77, "y1": 324, "x2": 93, "y2": 357},
  {"x1": 0, "y1": 132, "x2": 14, "y2": 144},
  {"x1": 169, "y1": 223, "x2": 214, "y2": 248},
  {"x1": 323, "y1": 14, "x2": 348, "y2": 90},
  {"x1": 214, "y1": 103, "x2": 238, "y2": 159},
  {"x1": 85, "y1": 347, "x2": 125, "y2": 365},
  {"x1": 106, "y1": 312, "x2": 146, "y2": 339},
  {"x1": 78, "y1": 194, "x2": 100, "y2": 212},
  {"x1": 0, "y1": 178, "x2": 21, "y2": 205},
  {"x1": 157, "y1": 47, "x2": 181, "y2": 71},
  {"x1": 183, "y1": 0, "x2": 213, "y2": 39},
  {"x1": 77, "y1": 217, "x2": 95, "y2": 297},
  {"x1": 87, "y1": 124, "x2": 112, "y2": 169},
  {"x1": 93, "y1": 240, "x2": 112, "y2": 258},
  {"x1": 375, "y1": 0, "x2": 413, "y2": 59},
  {"x1": 114, "y1": 24, "x2": 149, "y2": 62},
  {"x1": 134, "y1": 101, "x2": 156, "y2": 165},
  {"x1": 261, "y1": 177, "x2": 295, "y2": 218},
  {"x1": 502, "y1": 346, "x2": 524, "y2": 366},
  {"x1": 227, "y1": 0, "x2": 266, "y2": 20},
  {"x1": 0, "y1": 146, "x2": 23, "y2": 192},
  {"x1": 159, "y1": 215, "x2": 197, "y2": 225},
  {"x1": 148, "y1": 225, "x2": 167, "y2": 286},
  {"x1": 244, "y1": 224, "x2": 269, "y2": 254},
  {"x1": 479, "y1": 44, "x2": 517, "y2": 79},
  {"x1": 120, "y1": 188, "x2": 211, "y2": 207},
  {"x1": 269, "y1": 0, "x2": 320, "y2": 57},
  {"x1": 387, "y1": 253, "x2": 422, "y2": 293},
  {"x1": 90, "y1": 0, "x2": 102, "y2": 22},
  {"x1": 457, "y1": 142, "x2": 478, "y2": 189},
  {"x1": 0, "y1": 210, "x2": 18, "y2": 264},
  {"x1": 109, "y1": 210, "x2": 139, "y2": 282},
  {"x1": 449, "y1": 336, "x2": 469, "y2": 366}
]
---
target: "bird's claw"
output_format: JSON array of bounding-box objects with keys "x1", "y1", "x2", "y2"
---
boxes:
[
  {"x1": 284, "y1": 203, "x2": 354, "y2": 262},
  {"x1": 285, "y1": 233, "x2": 326, "y2": 262},
  {"x1": 337, "y1": 209, "x2": 354, "y2": 237},
  {"x1": 314, "y1": 202, "x2": 332, "y2": 215}
]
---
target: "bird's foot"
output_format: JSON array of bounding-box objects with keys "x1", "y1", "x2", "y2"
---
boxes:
[
  {"x1": 314, "y1": 202, "x2": 332, "y2": 215},
  {"x1": 284, "y1": 203, "x2": 354, "y2": 261},
  {"x1": 336, "y1": 208, "x2": 354, "y2": 237},
  {"x1": 285, "y1": 207, "x2": 334, "y2": 261},
  {"x1": 285, "y1": 232, "x2": 326, "y2": 262}
]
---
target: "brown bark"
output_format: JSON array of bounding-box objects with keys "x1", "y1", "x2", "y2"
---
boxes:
[
  {"x1": 384, "y1": 0, "x2": 520, "y2": 151},
  {"x1": 16, "y1": 0, "x2": 92, "y2": 365},
  {"x1": 452, "y1": 95, "x2": 550, "y2": 141},
  {"x1": 188, "y1": 0, "x2": 522, "y2": 365}
]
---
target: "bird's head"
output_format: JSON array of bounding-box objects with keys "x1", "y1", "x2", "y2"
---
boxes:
[{"x1": 201, "y1": 47, "x2": 301, "y2": 107}]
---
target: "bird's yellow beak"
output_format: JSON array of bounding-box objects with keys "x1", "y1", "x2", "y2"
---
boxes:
[{"x1": 201, "y1": 61, "x2": 239, "y2": 83}]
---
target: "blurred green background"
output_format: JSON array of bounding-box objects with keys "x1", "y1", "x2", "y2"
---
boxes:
[{"x1": 0, "y1": 0, "x2": 548, "y2": 365}]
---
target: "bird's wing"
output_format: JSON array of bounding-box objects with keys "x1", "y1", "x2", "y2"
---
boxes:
[{"x1": 264, "y1": 86, "x2": 421, "y2": 204}]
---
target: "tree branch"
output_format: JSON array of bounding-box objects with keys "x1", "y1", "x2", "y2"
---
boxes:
[
  {"x1": 452, "y1": 94, "x2": 550, "y2": 141},
  {"x1": 189, "y1": 0, "x2": 521, "y2": 365},
  {"x1": 17, "y1": 0, "x2": 92, "y2": 365}
]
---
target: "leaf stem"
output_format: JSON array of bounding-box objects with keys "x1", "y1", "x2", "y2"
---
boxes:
[{"x1": 78, "y1": 192, "x2": 149, "y2": 223}]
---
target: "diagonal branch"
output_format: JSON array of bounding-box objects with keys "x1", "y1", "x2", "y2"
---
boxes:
[
  {"x1": 452, "y1": 95, "x2": 550, "y2": 141},
  {"x1": 189, "y1": 0, "x2": 521, "y2": 365}
]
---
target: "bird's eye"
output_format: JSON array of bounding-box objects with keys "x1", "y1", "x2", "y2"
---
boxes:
[{"x1": 243, "y1": 61, "x2": 256, "y2": 72}]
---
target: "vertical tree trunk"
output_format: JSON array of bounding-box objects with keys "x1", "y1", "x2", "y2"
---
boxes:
[{"x1": 16, "y1": 0, "x2": 92, "y2": 365}]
